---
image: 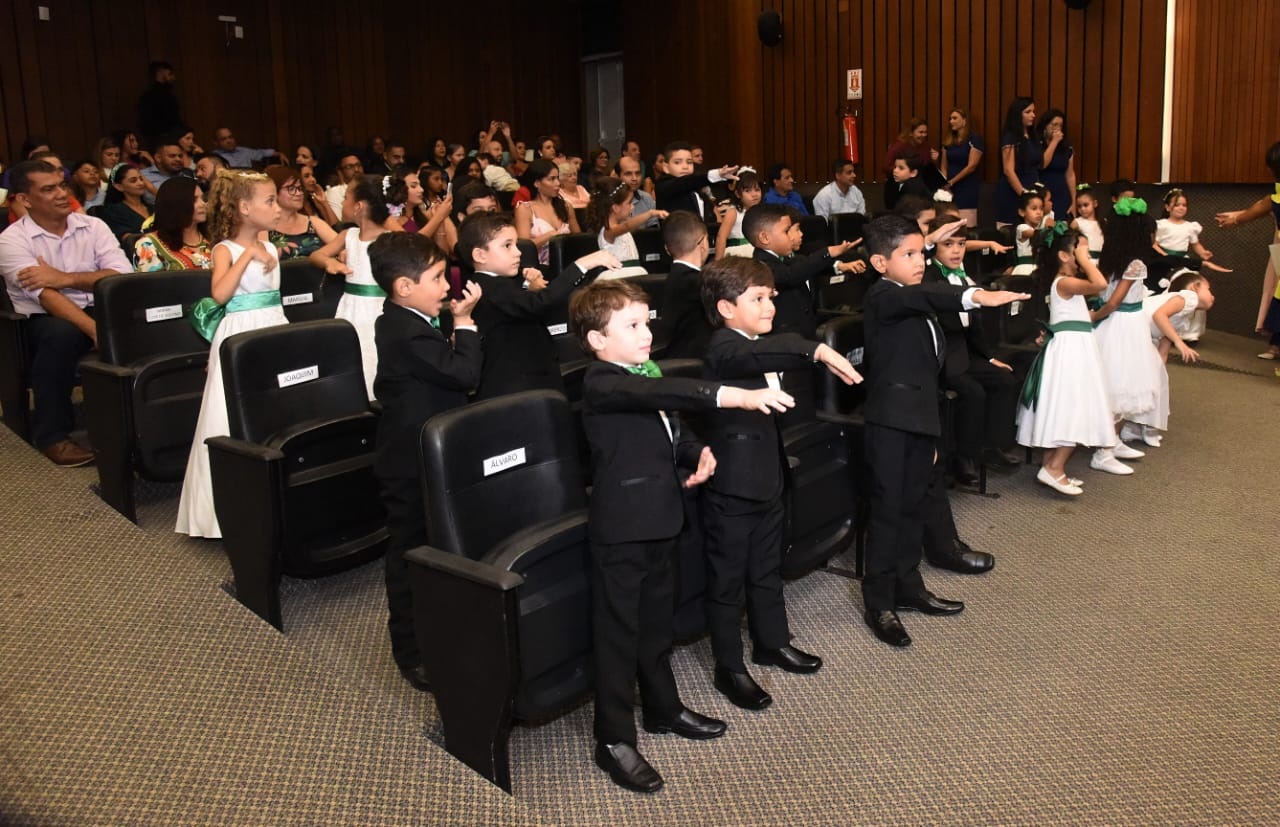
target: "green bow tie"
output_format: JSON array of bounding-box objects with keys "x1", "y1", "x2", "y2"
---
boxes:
[
  {"x1": 625, "y1": 360, "x2": 663, "y2": 378},
  {"x1": 784, "y1": 254, "x2": 797, "y2": 262},
  {"x1": 938, "y1": 264, "x2": 967, "y2": 282},
  {"x1": 427, "y1": 316, "x2": 440, "y2": 329}
]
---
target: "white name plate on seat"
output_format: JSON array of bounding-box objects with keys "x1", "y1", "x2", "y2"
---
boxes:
[
  {"x1": 282, "y1": 292, "x2": 314, "y2": 305},
  {"x1": 846, "y1": 346, "x2": 865, "y2": 366},
  {"x1": 277, "y1": 365, "x2": 319, "y2": 388},
  {"x1": 145, "y1": 304, "x2": 183, "y2": 323},
  {"x1": 649, "y1": 309, "x2": 658, "y2": 320},
  {"x1": 483, "y1": 446, "x2": 527, "y2": 477},
  {"x1": 1010, "y1": 301, "x2": 1022, "y2": 315},
  {"x1": 830, "y1": 274, "x2": 846, "y2": 284},
  {"x1": 546, "y1": 323, "x2": 568, "y2": 336},
  {"x1": 644, "y1": 253, "x2": 661, "y2": 262}
]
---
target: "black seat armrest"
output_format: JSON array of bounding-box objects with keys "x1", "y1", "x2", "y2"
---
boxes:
[
  {"x1": 405, "y1": 545, "x2": 526, "y2": 592},
  {"x1": 206, "y1": 435, "x2": 286, "y2": 463},
  {"x1": 266, "y1": 410, "x2": 378, "y2": 452},
  {"x1": 485, "y1": 510, "x2": 589, "y2": 571}
]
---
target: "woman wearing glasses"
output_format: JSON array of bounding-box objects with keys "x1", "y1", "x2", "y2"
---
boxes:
[{"x1": 264, "y1": 165, "x2": 338, "y2": 260}]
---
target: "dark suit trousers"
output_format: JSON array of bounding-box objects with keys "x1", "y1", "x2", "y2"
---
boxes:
[
  {"x1": 592, "y1": 538, "x2": 682, "y2": 745},
  {"x1": 26, "y1": 310, "x2": 95, "y2": 450},
  {"x1": 380, "y1": 476, "x2": 426, "y2": 670},
  {"x1": 702, "y1": 490, "x2": 790, "y2": 670},
  {"x1": 945, "y1": 359, "x2": 1019, "y2": 458},
  {"x1": 921, "y1": 456, "x2": 958, "y2": 561},
  {"x1": 862, "y1": 422, "x2": 931, "y2": 611}
]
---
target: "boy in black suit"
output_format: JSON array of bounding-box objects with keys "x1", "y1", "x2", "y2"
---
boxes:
[
  {"x1": 699, "y1": 257, "x2": 861, "y2": 709},
  {"x1": 369, "y1": 233, "x2": 483, "y2": 691},
  {"x1": 655, "y1": 141, "x2": 737, "y2": 221},
  {"x1": 656, "y1": 210, "x2": 713, "y2": 359},
  {"x1": 570, "y1": 279, "x2": 795, "y2": 794},
  {"x1": 884, "y1": 154, "x2": 931, "y2": 211},
  {"x1": 458, "y1": 212, "x2": 619, "y2": 400},
  {"x1": 859, "y1": 215, "x2": 1026, "y2": 647}
]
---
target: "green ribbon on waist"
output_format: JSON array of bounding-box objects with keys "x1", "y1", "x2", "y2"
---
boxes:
[
  {"x1": 344, "y1": 282, "x2": 387, "y2": 298},
  {"x1": 1115, "y1": 301, "x2": 1143, "y2": 313},
  {"x1": 1018, "y1": 320, "x2": 1095, "y2": 411},
  {"x1": 1158, "y1": 246, "x2": 1187, "y2": 257},
  {"x1": 727, "y1": 237, "x2": 751, "y2": 247},
  {"x1": 1015, "y1": 255, "x2": 1035, "y2": 265},
  {"x1": 1089, "y1": 250, "x2": 1101, "y2": 259},
  {"x1": 620, "y1": 259, "x2": 644, "y2": 268},
  {"x1": 189, "y1": 291, "x2": 282, "y2": 343}
]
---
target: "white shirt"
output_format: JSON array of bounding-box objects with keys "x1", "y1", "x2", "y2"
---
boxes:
[
  {"x1": 812, "y1": 181, "x2": 867, "y2": 219},
  {"x1": 325, "y1": 184, "x2": 347, "y2": 225}
]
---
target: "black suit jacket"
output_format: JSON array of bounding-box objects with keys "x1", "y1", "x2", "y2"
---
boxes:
[
  {"x1": 372, "y1": 301, "x2": 482, "y2": 481},
  {"x1": 655, "y1": 172, "x2": 712, "y2": 219},
  {"x1": 581, "y1": 361, "x2": 721, "y2": 544},
  {"x1": 753, "y1": 248, "x2": 832, "y2": 339},
  {"x1": 658, "y1": 260, "x2": 712, "y2": 359},
  {"x1": 922, "y1": 263, "x2": 992, "y2": 378},
  {"x1": 472, "y1": 264, "x2": 592, "y2": 400},
  {"x1": 883, "y1": 176, "x2": 931, "y2": 211},
  {"x1": 703, "y1": 329, "x2": 818, "y2": 501},
  {"x1": 862, "y1": 278, "x2": 967, "y2": 437}
]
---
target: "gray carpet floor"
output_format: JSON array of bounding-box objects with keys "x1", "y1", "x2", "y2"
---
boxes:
[{"x1": 2, "y1": 331, "x2": 1277, "y2": 826}]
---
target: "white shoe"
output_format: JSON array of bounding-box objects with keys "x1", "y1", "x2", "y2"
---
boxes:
[
  {"x1": 1119, "y1": 422, "x2": 1144, "y2": 443},
  {"x1": 1037, "y1": 467, "x2": 1083, "y2": 495},
  {"x1": 1068, "y1": 477, "x2": 1084, "y2": 487},
  {"x1": 1112, "y1": 442, "x2": 1146, "y2": 460},
  {"x1": 1141, "y1": 425, "x2": 1162, "y2": 447},
  {"x1": 1090, "y1": 450, "x2": 1135, "y2": 475}
]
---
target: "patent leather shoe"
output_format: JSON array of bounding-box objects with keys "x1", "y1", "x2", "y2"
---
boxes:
[
  {"x1": 713, "y1": 665, "x2": 773, "y2": 710},
  {"x1": 643, "y1": 706, "x2": 727, "y2": 740},
  {"x1": 951, "y1": 456, "x2": 980, "y2": 486},
  {"x1": 398, "y1": 664, "x2": 432, "y2": 692},
  {"x1": 752, "y1": 644, "x2": 823, "y2": 674},
  {"x1": 595, "y1": 742, "x2": 663, "y2": 793},
  {"x1": 896, "y1": 591, "x2": 965, "y2": 615},
  {"x1": 864, "y1": 609, "x2": 912, "y2": 647},
  {"x1": 927, "y1": 540, "x2": 995, "y2": 574}
]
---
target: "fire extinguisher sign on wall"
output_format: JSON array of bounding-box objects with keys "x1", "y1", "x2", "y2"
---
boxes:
[{"x1": 843, "y1": 69, "x2": 862, "y2": 165}]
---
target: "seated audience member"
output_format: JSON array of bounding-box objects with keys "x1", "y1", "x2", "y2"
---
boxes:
[
  {"x1": 363, "y1": 135, "x2": 387, "y2": 170},
  {"x1": 370, "y1": 141, "x2": 407, "y2": 175},
  {"x1": 587, "y1": 146, "x2": 611, "y2": 179},
  {"x1": 762, "y1": 163, "x2": 810, "y2": 216},
  {"x1": 884, "y1": 153, "x2": 930, "y2": 211},
  {"x1": 655, "y1": 142, "x2": 736, "y2": 221},
  {"x1": 0, "y1": 161, "x2": 133, "y2": 465},
  {"x1": 515, "y1": 159, "x2": 581, "y2": 265},
  {"x1": 296, "y1": 162, "x2": 339, "y2": 224},
  {"x1": 212, "y1": 126, "x2": 282, "y2": 169},
  {"x1": 112, "y1": 129, "x2": 154, "y2": 170},
  {"x1": 141, "y1": 135, "x2": 192, "y2": 204},
  {"x1": 442, "y1": 143, "x2": 467, "y2": 184},
  {"x1": 193, "y1": 152, "x2": 229, "y2": 188},
  {"x1": 812, "y1": 158, "x2": 867, "y2": 219},
  {"x1": 616, "y1": 155, "x2": 659, "y2": 228},
  {"x1": 134, "y1": 176, "x2": 212, "y2": 270},
  {"x1": 450, "y1": 181, "x2": 499, "y2": 232},
  {"x1": 425, "y1": 137, "x2": 450, "y2": 174},
  {"x1": 657, "y1": 210, "x2": 713, "y2": 359},
  {"x1": 481, "y1": 152, "x2": 520, "y2": 193},
  {"x1": 176, "y1": 128, "x2": 203, "y2": 170},
  {"x1": 393, "y1": 165, "x2": 456, "y2": 255},
  {"x1": 325, "y1": 151, "x2": 365, "y2": 221},
  {"x1": 97, "y1": 164, "x2": 153, "y2": 243},
  {"x1": 94, "y1": 137, "x2": 122, "y2": 184},
  {"x1": 458, "y1": 156, "x2": 484, "y2": 183},
  {"x1": 560, "y1": 162, "x2": 591, "y2": 210},
  {"x1": 8, "y1": 152, "x2": 81, "y2": 224},
  {"x1": 264, "y1": 165, "x2": 337, "y2": 260},
  {"x1": 69, "y1": 159, "x2": 106, "y2": 209},
  {"x1": 294, "y1": 145, "x2": 318, "y2": 170}
]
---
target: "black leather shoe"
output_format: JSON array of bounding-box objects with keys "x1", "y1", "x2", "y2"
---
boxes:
[
  {"x1": 643, "y1": 707, "x2": 727, "y2": 740},
  {"x1": 713, "y1": 666, "x2": 773, "y2": 710},
  {"x1": 951, "y1": 456, "x2": 980, "y2": 486},
  {"x1": 896, "y1": 591, "x2": 965, "y2": 615},
  {"x1": 398, "y1": 664, "x2": 431, "y2": 692},
  {"x1": 595, "y1": 742, "x2": 663, "y2": 793},
  {"x1": 864, "y1": 609, "x2": 912, "y2": 647},
  {"x1": 983, "y1": 447, "x2": 1022, "y2": 469},
  {"x1": 752, "y1": 644, "x2": 823, "y2": 674},
  {"x1": 927, "y1": 540, "x2": 995, "y2": 575}
]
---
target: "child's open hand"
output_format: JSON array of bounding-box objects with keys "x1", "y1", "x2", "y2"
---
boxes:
[
  {"x1": 253, "y1": 242, "x2": 279, "y2": 271},
  {"x1": 815, "y1": 343, "x2": 863, "y2": 385},
  {"x1": 987, "y1": 241, "x2": 1012, "y2": 254},
  {"x1": 717, "y1": 165, "x2": 740, "y2": 180},
  {"x1": 721, "y1": 386, "x2": 795, "y2": 414},
  {"x1": 451, "y1": 280, "x2": 482, "y2": 320},
  {"x1": 575, "y1": 250, "x2": 622, "y2": 271},
  {"x1": 684, "y1": 447, "x2": 717, "y2": 488},
  {"x1": 837, "y1": 259, "x2": 867, "y2": 274},
  {"x1": 827, "y1": 239, "x2": 857, "y2": 257},
  {"x1": 926, "y1": 219, "x2": 967, "y2": 245},
  {"x1": 322, "y1": 257, "x2": 353, "y2": 276},
  {"x1": 1176, "y1": 341, "x2": 1200, "y2": 363},
  {"x1": 973, "y1": 289, "x2": 1031, "y2": 307}
]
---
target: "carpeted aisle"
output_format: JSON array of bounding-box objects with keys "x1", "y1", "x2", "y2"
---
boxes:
[{"x1": 2, "y1": 332, "x2": 1277, "y2": 826}]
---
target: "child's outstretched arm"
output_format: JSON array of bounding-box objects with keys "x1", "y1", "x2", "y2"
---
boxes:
[
  {"x1": 814, "y1": 343, "x2": 863, "y2": 385},
  {"x1": 1151, "y1": 295, "x2": 1199, "y2": 363},
  {"x1": 307, "y1": 228, "x2": 354, "y2": 276}
]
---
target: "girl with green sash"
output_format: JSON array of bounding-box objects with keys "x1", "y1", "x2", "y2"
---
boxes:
[
  {"x1": 714, "y1": 169, "x2": 763, "y2": 260},
  {"x1": 1016, "y1": 225, "x2": 1116, "y2": 497},
  {"x1": 176, "y1": 170, "x2": 289, "y2": 539}
]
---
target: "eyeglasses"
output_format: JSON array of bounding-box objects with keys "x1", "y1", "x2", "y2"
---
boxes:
[
  {"x1": 340, "y1": 162, "x2": 363, "y2": 171},
  {"x1": 281, "y1": 184, "x2": 303, "y2": 194}
]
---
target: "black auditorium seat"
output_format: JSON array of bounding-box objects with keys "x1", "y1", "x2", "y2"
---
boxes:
[
  {"x1": 631, "y1": 226, "x2": 672, "y2": 273},
  {"x1": 279, "y1": 259, "x2": 342, "y2": 322},
  {"x1": 547, "y1": 232, "x2": 600, "y2": 276},
  {"x1": 206, "y1": 320, "x2": 387, "y2": 630},
  {"x1": 0, "y1": 286, "x2": 33, "y2": 441},
  {"x1": 405, "y1": 389, "x2": 592, "y2": 792},
  {"x1": 797, "y1": 214, "x2": 829, "y2": 255},
  {"x1": 80, "y1": 270, "x2": 213, "y2": 522},
  {"x1": 828, "y1": 211, "x2": 867, "y2": 246}
]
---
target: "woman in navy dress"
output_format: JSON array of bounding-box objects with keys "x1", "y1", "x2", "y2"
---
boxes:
[
  {"x1": 941, "y1": 107, "x2": 985, "y2": 227},
  {"x1": 996, "y1": 97, "x2": 1040, "y2": 227},
  {"x1": 1037, "y1": 109, "x2": 1077, "y2": 220}
]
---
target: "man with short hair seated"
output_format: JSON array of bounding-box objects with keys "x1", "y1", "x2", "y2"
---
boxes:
[
  {"x1": 0, "y1": 161, "x2": 132, "y2": 466},
  {"x1": 211, "y1": 126, "x2": 282, "y2": 169},
  {"x1": 193, "y1": 152, "x2": 229, "y2": 188},
  {"x1": 812, "y1": 158, "x2": 867, "y2": 219},
  {"x1": 325, "y1": 152, "x2": 365, "y2": 221},
  {"x1": 140, "y1": 135, "x2": 192, "y2": 204},
  {"x1": 762, "y1": 163, "x2": 810, "y2": 216}
]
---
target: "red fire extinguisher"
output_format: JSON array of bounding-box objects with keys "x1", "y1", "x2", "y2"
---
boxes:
[{"x1": 841, "y1": 110, "x2": 860, "y2": 164}]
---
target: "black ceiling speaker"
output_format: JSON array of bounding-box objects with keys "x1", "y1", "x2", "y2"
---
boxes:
[
  {"x1": 758, "y1": 11, "x2": 783, "y2": 47},
  {"x1": 1064, "y1": 0, "x2": 1092, "y2": 9}
]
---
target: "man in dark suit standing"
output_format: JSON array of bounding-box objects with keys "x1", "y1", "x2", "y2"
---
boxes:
[{"x1": 859, "y1": 216, "x2": 1026, "y2": 647}]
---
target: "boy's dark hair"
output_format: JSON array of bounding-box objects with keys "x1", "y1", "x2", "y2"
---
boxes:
[
  {"x1": 1169, "y1": 270, "x2": 1207, "y2": 293},
  {"x1": 894, "y1": 194, "x2": 934, "y2": 220},
  {"x1": 663, "y1": 210, "x2": 707, "y2": 257},
  {"x1": 1018, "y1": 188, "x2": 1045, "y2": 212},
  {"x1": 1265, "y1": 141, "x2": 1280, "y2": 180},
  {"x1": 895, "y1": 153, "x2": 922, "y2": 172},
  {"x1": 700, "y1": 257, "x2": 775, "y2": 328},
  {"x1": 767, "y1": 162, "x2": 790, "y2": 185},
  {"x1": 455, "y1": 211, "x2": 515, "y2": 269},
  {"x1": 742, "y1": 203, "x2": 789, "y2": 246},
  {"x1": 863, "y1": 214, "x2": 923, "y2": 259},
  {"x1": 831, "y1": 158, "x2": 855, "y2": 178},
  {"x1": 451, "y1": 181, "x2": 497, "y2": 222},
  {"x1": 569, "y1": 279, "x2": 651, "y2": 355},
  {"x1": 8, "y1": 160, "x2": 58, "y2": 196},
  {"x1": 927, "y1": 214, "x2": 970, "y2": 241},
  {"x1": 1108, "y1": 178, "x2": 1137, "y2": 199},
  {"x1": 368, "y1": 232, "x2": 447, "y2": 295},
  {"x1": 662, "y1": 140, "x2": 692, "y2": 159},
  {"x1": 934, "y1": 200, "x2": 961, "y2": 220}
]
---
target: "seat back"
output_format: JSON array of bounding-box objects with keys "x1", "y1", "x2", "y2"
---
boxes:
[
  {"x1": 547, "y1": 232, "x2": 600, "y2": 276},
  {"x1": 829, "y1": 212, "x2": 867, "y2": 245},
  {"x1": 631, "y1": 227, "x2": 671, "y2": 273},
  {"x1": 94, "y1": 271, "x2": 212, "y2": 366},
  {"x1": 781, "y1": 419, "x2": 857, "y2": 578},
  {"x1": 798, "y1": 215, "x2": 829, "y2": 255},
  {"x1": 819, "y1": 269, "x2": 877, "y2": 314},
  {"x1": 992, "y1": 274, "x2": 1039, "y2": 345},
  {"x1": 815, "y1": 314, "x2": 868, "y2": 416},
  {"x1": 279, "y1": 260, "x2": 342, "y2": 322},
  {"x1": 220, "y1": 320, "x2": 370, "y2": 445}
]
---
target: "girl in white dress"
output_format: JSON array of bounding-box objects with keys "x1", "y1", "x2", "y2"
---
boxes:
[
  {"x1": 1016, "y1": 227, "x2": 1115, "y2": 496},
  {"x1": 308, "y1": 175, "x2": 396, "y2": 399},
  {"x1": 1089, "y1": 198, "x2": 1166, "y2": 475},
  {"x1": 1153, "y1": 188, "x2": 1231, "y2": 342},
  {"x1": 714, "y1": 169, "x2": 764, "y2": 259},
  {"x1": 585, "y1": 176, "x2": 667, "y2": 279},
  {"x1": 1070, "y1": 184, "x2": 1103, "y2": 261},
  {"x1": 1010, "y1": 188, "x2": 1046, "y2": 275},
  {"x1": 176, "y1": 171, "x2": 289, "y2": 538}
]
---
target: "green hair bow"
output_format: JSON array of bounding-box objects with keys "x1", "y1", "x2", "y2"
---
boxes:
[
  {"x1": 1039, "y1": 220, "x2": 1070, "y2": 244},
  {"x1": 1113, "y1": 196, "x2": 1148, "y2": 216}
]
